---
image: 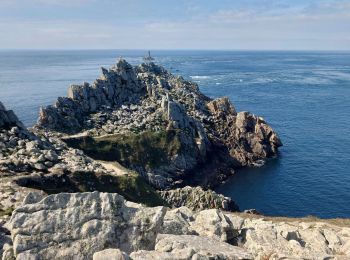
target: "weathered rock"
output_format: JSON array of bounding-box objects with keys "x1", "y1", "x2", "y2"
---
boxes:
[
  {"x1": 34, "y1": 59, "x2": 282, "y2": 188},
  {"x1": 207, "y1": 96, "x2": 237, "y2": 116},
  {"x1": 93, "y1": 249, "x2": 130, "y2": 260},
  {"x1": 161, "y1": 207, "x2": 195, "y2": 235},
  {"x1": 235, "y1": 216, "x2": 350, "y2": 259},
  {"x1": 38, "y1": 59, "x2": 146, "y2": 133},
  {"x1": 130, "y1": 234, "x2": 252, "y2": 260},
  {"x1": 10, "y1": 192, "x2": 166, "y2": 259},
  {"x1": 159, "y1": 186, "x2": 239, "y2": 212},
  {"x1": 6, "y1": 192, "x2": 350, "y2": 260},
  {"x1": 208, "y1": 100, "x2": 282, "y2": 166},
  {"x1": 191, "y1": 209, "x2": 239, "y2": 242}
]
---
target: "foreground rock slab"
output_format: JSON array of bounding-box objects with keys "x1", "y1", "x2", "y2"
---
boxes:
[
  {"x1": 10, "y1": 192, "x2": 166, "y2": 259},
  {"x1": 7, "y1": 192, "x2": 350, "y2": 260}
]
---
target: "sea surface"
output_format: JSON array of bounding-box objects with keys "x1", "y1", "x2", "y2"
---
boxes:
[{"x1": 1, "y1": 50, "x2": 350, "y2": 218}]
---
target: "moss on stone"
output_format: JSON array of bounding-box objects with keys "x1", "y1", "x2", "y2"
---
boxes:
[{"x1": 65, "y1": 130, "x2": 182, "y2": 170}]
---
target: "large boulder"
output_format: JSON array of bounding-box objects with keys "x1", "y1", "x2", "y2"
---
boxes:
[{"x1": 10, "y1": 192, "x2": 166, "y2": 259}]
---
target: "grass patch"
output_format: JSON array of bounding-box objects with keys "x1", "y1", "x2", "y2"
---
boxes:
[
  {"x1": 64, "y1": 130, "x2": 182, "y2": 170},
  {"x1": 71, "y1": 171, "x2": 166, "y2": 207}
]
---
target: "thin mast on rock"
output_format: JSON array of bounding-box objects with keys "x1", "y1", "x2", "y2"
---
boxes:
[{"x1": 143, "y1": 50, "x2": 154, "y2": 63}]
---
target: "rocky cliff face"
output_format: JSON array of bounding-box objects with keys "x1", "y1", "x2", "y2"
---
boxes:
[
  {"x1": 36, "y1": 59, "x2": 282, "y2": 188},
  {"x1": 0, "y1": 58, "x2": 349, "y2": 260},
  {"x1": 3, "y1": 191, "x2": 350, "y2": 260}
]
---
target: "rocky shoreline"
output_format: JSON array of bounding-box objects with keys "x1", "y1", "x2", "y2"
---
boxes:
[{"x1": 1, "y1": 58, "x2": 349, "y2": 259}]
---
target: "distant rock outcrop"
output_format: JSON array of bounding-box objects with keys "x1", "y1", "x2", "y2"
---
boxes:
[
  {"x1": 36, "y1": 59, "x2": 282, "y2": 188},
  {"x1": 38, "y1": 59, "x2": 146, "y2": 132},
  {"x1": 0, "y1": 102, "x2": 23, "y2": 130}
]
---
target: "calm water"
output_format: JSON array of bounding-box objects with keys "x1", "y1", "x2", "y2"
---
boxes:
[{"x1": 1, "y1": 50, "x2": 350, "y2": 218}]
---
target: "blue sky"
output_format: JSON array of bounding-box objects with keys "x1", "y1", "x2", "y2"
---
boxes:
[{"x1": 0, "y1": 0, "x2": 349, "y2": 50}]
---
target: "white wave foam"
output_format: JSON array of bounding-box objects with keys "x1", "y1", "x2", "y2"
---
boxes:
[{"x1": 190, "y1": 75, "x2": 211, "y2": 79}]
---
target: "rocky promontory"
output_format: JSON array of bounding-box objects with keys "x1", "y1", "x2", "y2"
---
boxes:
[{"x1": 35, "y1": 59, "x2": 282, "y2": 189}]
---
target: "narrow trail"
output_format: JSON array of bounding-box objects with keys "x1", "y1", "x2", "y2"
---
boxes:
[{"x1": 97, "y1": 160, "x2": 128, "y2": 176}]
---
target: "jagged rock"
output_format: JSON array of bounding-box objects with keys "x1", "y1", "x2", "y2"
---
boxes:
[
  {"x1": 208, "y1": 99, "x2": 282, "y2": 166},
  {"x1": 207, "y1": 96, "x2": 237, "y2": 116},
  {"x1": 38, "y1": 59, "x2": 146, "y2": 133},
  {"x1": 34, "y1": 59, "x2": 281, "y2": 188},
  {"x1": 159, "y1": 186, "x2": 239, "y2": 212},
  {"x1": 10, "y1": 192, "x2": 166, "y2": 259},
  {"x1": 130, "y1": 234, "x2": 252, "y2": 260},
  {"x1": 0, "y1": 102, "x2": 23, "y2": 130}
]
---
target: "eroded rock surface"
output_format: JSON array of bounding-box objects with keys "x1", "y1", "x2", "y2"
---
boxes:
[
  {"x1": 159, "y1": 186, "x2": 239, "y2": 212},
  {"x1": 10, "y1": 192, "x2": 166, "y2": 259},
  {"x1": 131, "y1": 234, "x2": 252, "y2": 260},
  {"x1": 8, "y1": 192, "x2": 350, "y2": 260}
]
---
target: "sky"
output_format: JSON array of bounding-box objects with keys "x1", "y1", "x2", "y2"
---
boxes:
[{"x1": 0, "y1": 0, "x2": 349, "y2": 50}]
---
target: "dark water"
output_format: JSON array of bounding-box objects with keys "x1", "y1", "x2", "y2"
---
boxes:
[{"x1": 1, "y1": 50, "x2": 350, "y2": 218}]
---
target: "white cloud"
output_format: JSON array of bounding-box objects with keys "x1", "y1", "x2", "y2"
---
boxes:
[{"x1": 0, "y1": 0, "x2": 349, "y2": 50}]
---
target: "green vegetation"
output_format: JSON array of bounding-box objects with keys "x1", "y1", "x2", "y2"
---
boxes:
[
  {"x1": 65, "y1": 130, "x2": 182, "y2": 170},
  {"x1": 17, "y1": 170, "x2": 166, "y2": 207},
  {"x1": 0, "y1": 206, "x2": 14, "y2": 217},
  {"x1": 57, "y1": 130, "x2": 183, "y2": 206},
  {"x1": 71, "y1": 171, "x2": 166, "y2": 207}
]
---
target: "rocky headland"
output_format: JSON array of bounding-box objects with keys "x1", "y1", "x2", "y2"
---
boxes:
[{"x1": 1, "y1": 58, "x2": 349, "y2": 259}]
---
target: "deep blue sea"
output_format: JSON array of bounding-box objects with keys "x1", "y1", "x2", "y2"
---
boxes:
[{"x1": 1, "y1": 50, "x2": 350, "y2": 218}]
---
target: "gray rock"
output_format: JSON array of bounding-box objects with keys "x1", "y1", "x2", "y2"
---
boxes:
[
  {"x1": 93, "y1": 249, "x2": 130, "y2": 260},
  {"x1": 191, "y1": 209, "x2": 239, "y2": 242},
  {"x1": 159, "y1": 186, "x2": 239, "y2": 212},
  {"x1": 131, "y1": 234, "x2": 252, "y2": 260},
  {"x1": 5, "y1": 191, "x2": 350, "y2": 260},
  {"x1": 0, "y1": 102, "x2": 24, "y2": 129},
  {"x1": 10, "y1": 192, "x2": 166, "y2": 259}
]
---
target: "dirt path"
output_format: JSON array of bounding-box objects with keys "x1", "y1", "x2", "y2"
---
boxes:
[{"x1": 97, "y1": 160, "x2": 128, "y2": 176}]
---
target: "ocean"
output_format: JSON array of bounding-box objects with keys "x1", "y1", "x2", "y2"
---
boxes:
[{"x1": 1, "y1": 50, "x2": 350, "y2": 218}]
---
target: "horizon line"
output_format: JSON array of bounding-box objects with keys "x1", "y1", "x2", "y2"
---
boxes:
[{"x1": 0, "y1": 48, "x2": 350, "y2": 52}]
